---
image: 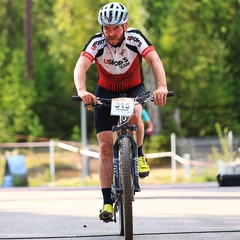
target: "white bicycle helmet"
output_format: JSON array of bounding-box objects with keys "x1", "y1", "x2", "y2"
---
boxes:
[{"x1": 98, "y1": 2, "x2": 128, "y2": 26}]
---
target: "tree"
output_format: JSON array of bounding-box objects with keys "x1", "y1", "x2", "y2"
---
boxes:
[
  {"x1": 1, "y1": 0, "x2": 239, "y2": 142},
  {"x1": 0, "y1": 0, "x2": 44, "y2": 142},
  {"x1": 145, "y1": 0, "x2": 239, "y2": 136},
  {"x1": 25, "y1": 0, "x2": 33, "y2": 80}
]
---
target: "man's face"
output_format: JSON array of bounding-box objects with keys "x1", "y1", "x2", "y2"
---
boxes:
[{"x1": 103, "y1": 23, "x2": 128, "y2": 47}]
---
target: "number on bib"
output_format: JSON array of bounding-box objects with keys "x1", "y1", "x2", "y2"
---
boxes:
[{"x1": 111, "y1": 98, "x2": 134, "y2": 116}]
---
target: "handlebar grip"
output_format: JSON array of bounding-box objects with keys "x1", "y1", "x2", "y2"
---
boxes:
[
  {"x1": 71, "y1": 96, "x2": 82, "y2": 101},
  {"x1": 167, "y1": 91, "x2": 174, "y2": 97}
]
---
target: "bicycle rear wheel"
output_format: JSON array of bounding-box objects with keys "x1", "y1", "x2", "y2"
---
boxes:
[{"x1": 119, "y1": 136, "x2": 133, "y2": 239}]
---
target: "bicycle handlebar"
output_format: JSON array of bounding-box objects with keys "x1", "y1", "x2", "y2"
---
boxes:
[{"x1": 71, "y1": 91, "x2": 174, "y2": 106}]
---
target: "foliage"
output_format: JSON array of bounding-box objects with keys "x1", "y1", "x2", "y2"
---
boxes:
[
  {"x1": 208, "y1": 122, "x2": 236, "y2": 162},
  {"x1": 0, "y1": 0, "x2": 44, "y2": 142},
  {"x1": 144, "y1": 134, "x2": 170, "y2": 153},
  {"x1": 0, "y1": 0, "x2": 240, "y2": 142}
]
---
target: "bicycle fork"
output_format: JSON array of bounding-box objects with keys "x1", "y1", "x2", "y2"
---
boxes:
[{"x1": 112, "y1": 125, "x2": 141, "y2": 194}]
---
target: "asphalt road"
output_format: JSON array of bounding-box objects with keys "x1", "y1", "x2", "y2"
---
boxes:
[{"x1": 0, "y1": 182, "x2": 240, "y2": 240}]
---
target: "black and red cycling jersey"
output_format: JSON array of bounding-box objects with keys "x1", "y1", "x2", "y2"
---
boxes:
[{"x1": 81, "y1": 28, "x2": 155, "y2": 93}]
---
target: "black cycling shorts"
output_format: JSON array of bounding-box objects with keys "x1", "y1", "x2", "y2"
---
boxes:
[{"x1": 94, "y1": 84, "x2": 146, "y2": 134}]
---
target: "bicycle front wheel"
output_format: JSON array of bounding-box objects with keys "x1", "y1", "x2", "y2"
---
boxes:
[{"x1": 119, "y1": 136, "x2": 133, "y2": 239}]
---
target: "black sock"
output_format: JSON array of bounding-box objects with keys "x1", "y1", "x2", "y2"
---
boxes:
[
  {"x1": 138, "y1": 145, "x2": 144, "y2": 157},
  {"x1": 102, "y1": 188, "x2": 112, "y2": 205}
]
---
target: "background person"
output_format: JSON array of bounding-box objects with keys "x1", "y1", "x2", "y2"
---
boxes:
[{"x1": 142, "y1": 108, "x2": 153, "y2": 140}]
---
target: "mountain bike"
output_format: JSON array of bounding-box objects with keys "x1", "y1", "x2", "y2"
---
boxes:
[{"x1": 72, "y1": 91, "x2": 174, "y2": 240}]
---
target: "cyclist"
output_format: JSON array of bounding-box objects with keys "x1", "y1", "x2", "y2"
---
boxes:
[
  {"x1": 142, "y1": 109, "x2": 153, "y2": 140},
  {"x1": 74, "y1": 2, "x2": 168, "y2": 222}
]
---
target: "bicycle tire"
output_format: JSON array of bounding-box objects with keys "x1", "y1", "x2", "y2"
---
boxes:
[{"x1": 119, "y1": 136, "x2": 133, "y2": 239}]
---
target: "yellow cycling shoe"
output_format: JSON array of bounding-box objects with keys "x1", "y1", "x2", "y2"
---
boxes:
[
  {"x1": 99, "y1": 204, "x2": 113, "y2": 222},
  {"x1": 138, "y1": 156, "x2": 150, "y2": 178}
]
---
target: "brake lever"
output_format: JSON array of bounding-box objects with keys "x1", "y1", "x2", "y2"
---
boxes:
[
  {"x1": 84, "y1": 102, "x2": 95, "y2": 107},
  {"x1": 84, "y1": 100, "x2": 109, "y2": 108}
]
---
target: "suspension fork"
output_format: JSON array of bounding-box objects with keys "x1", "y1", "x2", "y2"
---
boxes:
[
  {"x1": 130, "y1": 125, "x2": 141, "y2": 192},
  {"x1": 112, "y1": 125, "x2": 141, "y2": 194},
  {"x1": 112, "y1": 126, "x2": 122, "y2": 194}
]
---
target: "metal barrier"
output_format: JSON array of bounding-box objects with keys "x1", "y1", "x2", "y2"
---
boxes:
[{"x1": 0, "y1": 136, "x2": 213, "y2": 183}]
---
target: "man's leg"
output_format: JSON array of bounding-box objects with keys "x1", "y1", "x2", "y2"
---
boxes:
[
  {"x1": 97, "y1": 130, "x2": 114, "y2": 221},
  {"x1": 130, "y1": 105, "x2": 150, "y2": 178},
  {"x1": 131, "y1": 105, "x2": 144, "y2": 147}
]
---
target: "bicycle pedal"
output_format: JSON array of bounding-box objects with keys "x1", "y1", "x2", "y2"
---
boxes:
[
  {"x1": 102, "y1": 218, "x2": 114, "y2": 223},
  {"x1": 139, "y1": 171, "x2": 149, "y2": 179},
  {"x1": 134, "y1": 184, "x2": 141, "y2": 192},
  {"x1": 134, "y1": 186, "x2": 141, "y2": 192}
]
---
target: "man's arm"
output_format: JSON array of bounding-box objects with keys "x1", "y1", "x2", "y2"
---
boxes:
[
  {"x1": 145, "y1": 51, "x2": 168, "y2": 106},
  {"x1": 73, "y1": 56, "x2": 97, "y2": 110},
  {"x1": 145, "y1": 120, "x2": 154, "y2": 135}
]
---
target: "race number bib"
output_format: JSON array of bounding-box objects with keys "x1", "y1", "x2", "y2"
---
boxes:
[{"x1": 111, "y1": 98, "x2": 134, "y2": 116}]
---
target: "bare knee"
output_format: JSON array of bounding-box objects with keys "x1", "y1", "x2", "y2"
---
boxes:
[
  {"x1": 131, "y1": 105, "x2": 142, "y2": 126},
  {"x1": 131, "y1": 113, "x2": 143, "y2": 129},
  {"x1": 99, "y1": 141, "x2": 112, "y2": 160}
]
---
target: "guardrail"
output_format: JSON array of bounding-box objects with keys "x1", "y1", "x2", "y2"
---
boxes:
[{"x1": 0, "y1": 137, "x2": 212, "y2": 182}]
